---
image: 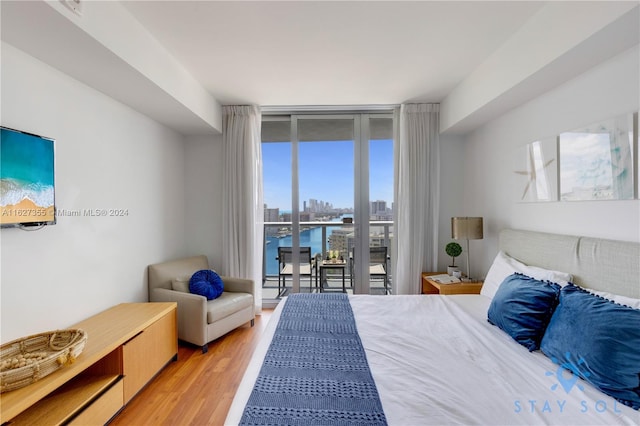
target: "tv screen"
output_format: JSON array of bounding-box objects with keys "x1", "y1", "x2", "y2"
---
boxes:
[{"x1": 1, "y1": 126, "x2": 56, "y2": 228}]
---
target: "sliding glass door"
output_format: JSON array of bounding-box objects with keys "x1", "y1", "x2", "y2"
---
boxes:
[
  {"x1": 262, "y1": 112, "x2": 394, "y2": 302},
  {"x1": 366, "y1": 116, "x2": 394, "y2": 295},
  {"x1": 298, "y1": 117, "x2": 355, "y2": 295}
]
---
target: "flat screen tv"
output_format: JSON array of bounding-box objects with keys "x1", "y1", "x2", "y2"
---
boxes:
[{"x1": 1, "y1": 126, "x2": 56, "y2": 228}]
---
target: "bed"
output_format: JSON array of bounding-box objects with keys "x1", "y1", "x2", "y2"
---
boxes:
[{"x1": 226, "y1": 229, "x2": 640, "y2": 425}]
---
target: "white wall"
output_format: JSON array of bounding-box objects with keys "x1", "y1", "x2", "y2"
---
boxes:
[
  {"x1": 439, "y1": 46, "x2": 640, "y2": 278},
  {"x1": 440, "y1": 2, "x2": 638, "y2": 133},
  {"x1": 437, "y1": 132, "x2": 465, "y2": 272},
  {"x1": 183, "y1": 135, "x2": 225, "y2": 269},
  {"x1": 1, "y1": 43, "x2": 187, "y2": 342}
]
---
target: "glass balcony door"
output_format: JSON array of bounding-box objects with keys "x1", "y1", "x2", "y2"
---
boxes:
[
  {"x1": 262, "y1": 112, "x2": 394, "y2": 300},
  {"x1": 367, "y1": 116, "x2": 394, "y2": 294},
  {"x1": 352, "y1": 115, "x2": 394, "y2": 295},
  {"x1": 295, "y1": 116, "x2": 355, "y2": 294}
]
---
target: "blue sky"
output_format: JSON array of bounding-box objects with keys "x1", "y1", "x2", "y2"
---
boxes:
[{"x1": 263, "y1": 139, "x2": 393, "y2": 210}]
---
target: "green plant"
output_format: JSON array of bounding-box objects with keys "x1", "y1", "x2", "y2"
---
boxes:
[{"x1": 445, "y1": 242, "x2": 463, "y2": 267}]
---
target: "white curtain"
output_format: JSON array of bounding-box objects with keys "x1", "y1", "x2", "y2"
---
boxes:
[
  {"x1": 393, "y1": 104, "x2": 440, "y2": 294},
  {"x1": 222, "y1": 105, "x2": 263, "y2": 313}
]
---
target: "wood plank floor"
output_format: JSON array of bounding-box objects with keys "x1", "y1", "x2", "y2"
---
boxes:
[{"x1": 110, "y1": 310, "x2": 273, "y2": 426}]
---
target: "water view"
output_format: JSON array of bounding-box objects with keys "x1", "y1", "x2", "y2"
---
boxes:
[{"x1": 265, "y1": 222, "x2": 346, "y2": 276}]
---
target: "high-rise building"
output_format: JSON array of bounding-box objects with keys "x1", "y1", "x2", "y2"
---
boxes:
[
  {"x1": 300, "y1": 212, "x2": 315, "y2": 222},
  {"x1": 306, "y1": 198, "x2": 335, "y2": 213},
  {"x1": 370, "y1": 200, "x2": 392, "y2": 220},
  {"x1": 371, "y1": 200, "x2": 386, "y2": 215},
  {"x1": 328, "y1": 228, "x2": 354, "y2": 258},
  {"x1": 264, "y1": 205, "x2": 280, "y2": 222}
]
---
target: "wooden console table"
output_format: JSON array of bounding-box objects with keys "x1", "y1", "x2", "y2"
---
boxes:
[{"x1": 0, "y1": 302, "x2": 177, "y2": 425}]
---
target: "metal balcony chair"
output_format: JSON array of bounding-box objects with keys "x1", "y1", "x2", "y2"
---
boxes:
[
  {"x1": 276, "y1": 246, "x2": 313, "y2": 297},
  {"x1": 350, "y1": 246, "x2": 390, "y2": 294}
]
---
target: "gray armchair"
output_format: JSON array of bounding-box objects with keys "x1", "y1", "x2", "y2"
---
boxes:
[{"x1": 147, "y1": 255, "x2": 255, "y2": 353}]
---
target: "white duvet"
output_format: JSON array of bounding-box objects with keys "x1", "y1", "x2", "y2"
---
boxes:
[{"x1": 226, "y1": 295, "x2": 639, "y2": 425}]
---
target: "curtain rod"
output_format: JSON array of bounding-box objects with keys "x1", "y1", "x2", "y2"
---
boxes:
[{"x1": 260, "y1": 104, "x2": 400, "y2": 115}]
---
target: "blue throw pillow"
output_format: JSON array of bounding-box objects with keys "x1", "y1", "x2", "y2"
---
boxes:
[
  {"x1": 540, "y1": 284, "x2": 640, "y2": 410},
  {"x1": 487, "y1": 273, "x2": 561, "y2": 351},
  {"x1": 189, "y1": 269, "x2": 224, "y2": 300}
]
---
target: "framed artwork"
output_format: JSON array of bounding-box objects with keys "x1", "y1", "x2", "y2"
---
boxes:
[
  {"x1": 516, "y1": 137, "x2": 557, "y2": 202},
  {"x1": 1, "y1": 127, "x2": 56, "y2": 227},
  {"x1": 559, "y1": 113, "x2": 635, "y2": 201}
]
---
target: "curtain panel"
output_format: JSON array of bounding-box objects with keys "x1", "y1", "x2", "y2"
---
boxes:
[
  {"x1": 222, "y1": 105, "x2": 263, "y2": 312},
  {"x1": 393, "y1": 104, "x2": 440, "y2": 294}
]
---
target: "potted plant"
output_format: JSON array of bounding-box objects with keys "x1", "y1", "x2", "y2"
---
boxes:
[{"x1": 445, "y1": 242, "x2": 462, "y2": 275}]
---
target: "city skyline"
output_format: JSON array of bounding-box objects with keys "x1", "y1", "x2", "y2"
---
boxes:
[{"x1": 265, "y1": 198, "x2": 390, "y2": 216}]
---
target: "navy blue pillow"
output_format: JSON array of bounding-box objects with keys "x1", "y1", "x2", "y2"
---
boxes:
[
  {"x1": 540, "y1": 284, "x2": 640, "y2": 410},
  {"x1": 189, "y1": 269, "x2": 224, "y2": 300},
  {"x1": 487, "y1": 273, "x2": 561, "y2": 351}
]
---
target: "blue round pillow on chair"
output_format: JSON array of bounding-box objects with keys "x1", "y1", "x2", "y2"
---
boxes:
[{"x1": 189, "y1": 269, "x2": 224, "y2": 300}]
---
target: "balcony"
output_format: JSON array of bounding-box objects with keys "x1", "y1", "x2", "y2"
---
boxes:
[{"x1": 262, "y1": 221, "x2": 393, "y2": 298}]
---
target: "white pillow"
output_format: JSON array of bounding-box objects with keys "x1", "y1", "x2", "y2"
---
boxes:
[
  {"x1": 481, "y1": 251, "x2": 573, "y2": 299},
  {"x1": 582, "y1": 288, "x2": 640, "y2": 309}
]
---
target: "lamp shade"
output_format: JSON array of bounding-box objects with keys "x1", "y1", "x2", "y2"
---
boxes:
[{"x1": 451, "y1": 217, "x2": 483, "y2": 240}]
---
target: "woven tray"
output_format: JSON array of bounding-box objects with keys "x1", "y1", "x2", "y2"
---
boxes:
[{"x1": 0, "y1": 329, "x2": 87, "y2": 393}]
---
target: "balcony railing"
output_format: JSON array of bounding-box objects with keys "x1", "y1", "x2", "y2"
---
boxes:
[{"x1": 262, "y1": 221, "x2": 393, "y2": 297}]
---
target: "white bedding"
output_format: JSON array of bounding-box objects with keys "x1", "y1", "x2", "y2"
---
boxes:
[{"x1": 225, "y1": 295, "x2": 639, "y2": 425}]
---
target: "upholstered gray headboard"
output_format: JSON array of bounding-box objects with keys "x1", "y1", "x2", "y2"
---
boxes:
[{"x1": 499, "y1": 229, "x2": 639, "y2": 298}]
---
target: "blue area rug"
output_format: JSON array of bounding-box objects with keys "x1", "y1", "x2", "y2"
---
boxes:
[{"x1": 240, "y1": 293, "x2": 387, "y2": 425}]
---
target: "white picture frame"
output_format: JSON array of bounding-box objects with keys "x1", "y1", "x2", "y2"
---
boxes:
[{"x1": 559, "y1": 113, "x2": 635, "y2": 201}]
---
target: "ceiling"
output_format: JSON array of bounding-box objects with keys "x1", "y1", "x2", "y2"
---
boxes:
[
  {"x1": 121, "y1": 1, "x2": 543, "y2": 106},
  {"x1": 1, "y1": 1, "x2": 638, "y2": 136}
]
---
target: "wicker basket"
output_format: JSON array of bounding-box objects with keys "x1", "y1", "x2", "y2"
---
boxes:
[{"x1": 0, "y1": 329, "x2": 87, "y2": 393}]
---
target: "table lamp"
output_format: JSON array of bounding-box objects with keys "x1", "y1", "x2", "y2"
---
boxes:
[{"x1": 451, "y1": 217, "x2": 483, "y2": 281}]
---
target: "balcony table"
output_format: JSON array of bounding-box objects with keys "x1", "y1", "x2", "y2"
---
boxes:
[{"x1": 316, "y1": 260, "x2": 348, "y2": 293}]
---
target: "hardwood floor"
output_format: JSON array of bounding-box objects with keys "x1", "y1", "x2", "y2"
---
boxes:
[{"x1": 109, "y1": 310, "x2": 273, "y2": 426}]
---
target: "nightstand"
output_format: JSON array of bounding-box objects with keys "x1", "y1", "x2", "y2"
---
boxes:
[{"x1": 421, "y1": 272, "x2": 483, "y2": 295}]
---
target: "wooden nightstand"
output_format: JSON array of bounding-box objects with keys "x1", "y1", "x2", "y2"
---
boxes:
[{"x1": 421, "y1": 272, "x2": 483, "y2": 295}]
